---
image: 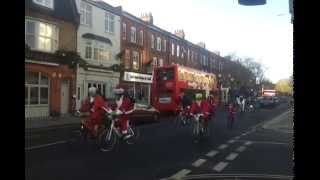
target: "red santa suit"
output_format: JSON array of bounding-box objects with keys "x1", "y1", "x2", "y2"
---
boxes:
[
  {"x1": 80, "y1": 95, "x2": 106, "y2": 135},
  {"x1": 116, "y1": 95, "x2": 134, "y2": 134},
  {"x1": 190, "y1": 100, "x2": 211, "y2": 121}
]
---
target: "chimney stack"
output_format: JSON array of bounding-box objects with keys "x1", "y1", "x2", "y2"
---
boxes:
[
  {"x1": 174, "y1": 29, "x2": 185, "y2": 39},
  {"x1": 140, "y1": 12, "x2": 153, "y2": 24},
  {"x1": 197, "y1": 41, "x2": 206, "y2": 49}
]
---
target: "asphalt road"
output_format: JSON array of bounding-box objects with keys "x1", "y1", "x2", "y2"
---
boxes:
[{"x1": 25, "y1": 103, "x2": 293, "y2": 180}]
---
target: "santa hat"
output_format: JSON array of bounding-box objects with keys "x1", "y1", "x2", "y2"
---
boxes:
[{"x1": 114, "y1": 84, "x2": 125, "y2": 94}]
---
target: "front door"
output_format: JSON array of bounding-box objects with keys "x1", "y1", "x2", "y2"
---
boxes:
[{"x1": 61, "y1": 80, "x2": 70, "y2": 115}]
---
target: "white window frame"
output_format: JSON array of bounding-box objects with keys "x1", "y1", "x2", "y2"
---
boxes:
[
  {"x1": 139, "y1": 30, "x2": 144, "y2": 45},
  {"x1": 84, "y1": 39, "x2": 111, "y2": 62},
  {"x1": 171, "y1": 43, "x2": 175, "y2": 56},
  {"x1": 25, "y1": 19, "x2": 59, "y2": 53},
  {"x1": 156, "y1": 37, "x2": 161, "y2": 51},
  {"x1": 130, "y1": 26, "x2": 137, "y2": 43},
  {"x1": 163, "y1": 39, "x2": 166, "y2": 52},
  {"x1": 33, "y1": 0, "x2": 54, "y2": 9},
  {"x1": 151, "y1": 34, "x2": 155, "y2": 49},
  {"x1": 25, "y1": 71, "x2": 50, "y2": 106},
  {"x1": 80, "y1": 1, "x2": 92, "y2": 27},
  {"x1": 177, "y1": 45, "x2": 180, "y2": 57},
  {"x1": 159, "y1": 58, "x2": 164, "y2": 67},
  {"x1": 122, "y1": 23, "x2": 126, "y2": 40},
  {"x1": 105, "y1": 13, "x2": 115, "y2": 33},
  {"x1": 132, "y1": 51, "x2": 140, "y2": 70}
]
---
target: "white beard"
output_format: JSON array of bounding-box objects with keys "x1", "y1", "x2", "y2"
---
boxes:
[{"x1": 116, "y1": 96, "x2": 123, "y2": 108}]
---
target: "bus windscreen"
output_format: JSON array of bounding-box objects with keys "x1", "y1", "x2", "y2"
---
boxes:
[{"x1": 156, "y1": 68, "x2": 174, "y2": 81}]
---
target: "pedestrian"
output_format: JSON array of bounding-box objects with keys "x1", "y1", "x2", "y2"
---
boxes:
[{"x1": 227, "y1": 102, "x2": 237, "y2": 129}]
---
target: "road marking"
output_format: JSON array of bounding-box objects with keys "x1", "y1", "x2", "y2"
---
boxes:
[
  {"x1": 212, "y1": 162, "x2": 229, "y2": 172},
  {"x1": 234, "y1": 136, "x2": 240, "y2": 140},
  {"x1": 206, "y1": 150, "x2": 219, "y2": 157},
  {"x1": 192, "y1": 159, "x2": 207, "y2": 167},
  {"x1": 218, "y1": 144, "x2": 228, "y2": 150},
  {"x1": 236, "y1": 146, "x2": 247, "y2": 152},
  {"x1": 169, "y1": 169, "x2": 191, "y2": 179},
  {"x1": 25, "y1": 140, "x2": 68, "y2": 151},
  {"x1": 225, "y1": 152, "x2": 239, "y2": 161},
  {"x1": 227, "y1": 139, "x2": 235, "y2": 144},
  {"x1": 244, "y1": 141, "x2": 253, "y2": 146},
  {"x1": 234, "y1": 140, "x2": 290, "y2": 145}
]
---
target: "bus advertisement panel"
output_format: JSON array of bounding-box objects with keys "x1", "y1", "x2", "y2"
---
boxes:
[{"x1": 151, "y1": 64, "x2": 218, "y2": 113}]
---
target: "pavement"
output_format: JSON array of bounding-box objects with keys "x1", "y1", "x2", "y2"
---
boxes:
[{"x1": 25, "y1": 102, "x2": 292, "y2": 180}]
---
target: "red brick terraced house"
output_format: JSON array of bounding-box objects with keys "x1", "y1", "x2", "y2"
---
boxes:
[{"x1": 25, "y1": 0, "x2": 80, "y2": 119}]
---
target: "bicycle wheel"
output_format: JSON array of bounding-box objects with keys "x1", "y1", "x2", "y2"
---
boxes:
[
  {"x1": 126, "y1": 125, "x2": 140, "y2": 145},
  {"x1": 98, "y1": 128, "x2": 117, "y2": 152}
]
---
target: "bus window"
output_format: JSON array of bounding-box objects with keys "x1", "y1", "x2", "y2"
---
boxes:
[{"x1": 156, "y1": 68, "x2": 174, "y2": 81}]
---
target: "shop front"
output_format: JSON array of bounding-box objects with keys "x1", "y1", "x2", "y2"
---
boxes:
[
  {"x1": 121, "y1": 71, "x2": 153, "y2": 105},
  {"x1": 76, "y1": 66, "x2": 120, "y2": 110}
]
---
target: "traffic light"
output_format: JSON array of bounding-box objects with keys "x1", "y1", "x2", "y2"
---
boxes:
[{"x1": 238, "y1": 0, "x2": 266, "y2": 6}]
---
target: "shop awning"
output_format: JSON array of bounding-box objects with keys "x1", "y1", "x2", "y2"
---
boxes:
[{"x1": 82, "y1": 33, "x2": 113, "y2": 46}]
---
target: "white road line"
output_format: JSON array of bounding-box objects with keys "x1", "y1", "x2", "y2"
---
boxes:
[
  {"x1": 192, "y1": 159, "x2": 207, "y2": 167},
  {"x1": 206, "y1": 150, "x2": 219, "y2": 157},
  {"x1": 212, "y1": 162, "x2": 229, "y2": 172},
  {"x1": 236, "y1": 146, "x2": 247, "y2": 152},
  {"x1": 225, "y1": 152, "x2": 239, "y2": 161},
  {"x1": 25, "y1": 140, "x2": 68, "y2": 151},
  {"x1": 227, "y1": 140, "x2": 235, "y2": 144},
  {"x1": 218, "y1": 144, "x2": 228, "y2": 150},
  {"x1": 244, "y1": 141, "x2": 253, "y2": 146},
  {"x1": 169, "y1": 169, "x2": 192, "y2": 179},
  {"x1": 234, "y1": 136, "x2": 240, "y2": 140},
  {"x1": 233, "y1": 140, "x2": 290, "y2": 145}
]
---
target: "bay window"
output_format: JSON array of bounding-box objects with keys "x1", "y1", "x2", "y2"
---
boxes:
[
  {"x1": 84, "y1": 39, "x2": 111, "y2": 62},
  {"x1": 25, "y1": 19, "x2": 59, "y2": 52}
]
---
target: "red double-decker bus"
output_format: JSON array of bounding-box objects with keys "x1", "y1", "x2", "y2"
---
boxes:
[{"x1": 151, "y1": 64, "x2": 219, "y2": 113}]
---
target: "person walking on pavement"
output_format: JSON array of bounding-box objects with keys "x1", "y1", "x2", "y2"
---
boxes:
[{"x1": 227, "y1": 102, "x2": 237, "y2": 129}]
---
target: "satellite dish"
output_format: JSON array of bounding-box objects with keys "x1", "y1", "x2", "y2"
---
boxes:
[{"x1": 238, "y1": 0, "x2": 266, "y2": 6}]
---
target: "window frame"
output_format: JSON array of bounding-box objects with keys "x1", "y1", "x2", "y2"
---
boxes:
[
  {"x1": 25, "y1": 71, "x2": 50, "y2": 106},
  {"x1": 80, "y1": 1, "x2": 92, "y2": 27},
  {"x1": 163, "y1": 39, "x2": 166, "y2": 52},
  {"x1": 156, "y1": 37, "x2": 161, "y2": 51},
  {"x1": 132, "y1": 50, "x2": 140, "y2": 70},
  {"x1": 139, "y1": 30, "x2": 144, "y2": 45},
  {"x1": 25, "y1": 19, "x2": 59, "y2": 53},
  {"x1": 130, "y1": 26, "x2": 137, "y2": 43},
  {"x1": 84, "y1": 39, "x2": 111, "y2": 62},
  {"x1": 33, "y1": 0, "x2": 54, "y2": 9},
  {"x1": 122, "y1": 23, "x2": 126, "y2": 40},
  {"x1": 105, "y1": 12, "x2": 115, "y2": 33},
  {"x1": 171, "y1": 43, "x2": 175, "y2": 56},
  {"x1": 151, "y1": 34, "x2": 155, "y2": 49},
  {"x1": 176, "y1": 45, "x2": 180, "y2": 57}
]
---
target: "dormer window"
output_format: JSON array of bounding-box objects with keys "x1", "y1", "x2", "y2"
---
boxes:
[{"x1": 33, "y1": 0, "x2": 54, "y2": 9}]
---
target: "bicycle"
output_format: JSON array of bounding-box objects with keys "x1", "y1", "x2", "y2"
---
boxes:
[
  {"x1": 174, "y1": 106, "x2": 192, "y2": 128},
  {"x1": 97, "y1": 109, "x2": 140, "y2": 152},
  {"x1": 191, "y1": 113, "x2": 210, "y2": 140}
]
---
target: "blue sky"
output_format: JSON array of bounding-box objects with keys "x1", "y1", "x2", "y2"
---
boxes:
[{"x1": 104, "y1": 0, "x2": 293, "y2": 83}]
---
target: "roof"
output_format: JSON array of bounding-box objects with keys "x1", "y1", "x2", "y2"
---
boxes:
[
  {"x1": 25, "y1": 0, "x2": 80, "y2": 25},
  {"x1": 86, "y1": 0, "x2": 122, "y2": 16}
]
